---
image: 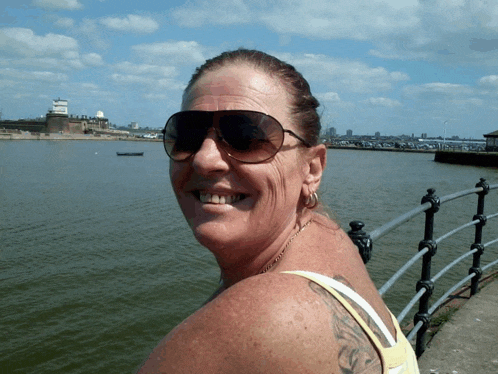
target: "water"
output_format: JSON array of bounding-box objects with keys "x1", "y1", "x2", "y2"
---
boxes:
[{"x1": 1, "y1": 141, "x2": 497, "y2": 373}]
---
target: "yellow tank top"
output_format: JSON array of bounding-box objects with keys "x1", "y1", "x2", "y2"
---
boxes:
[{"x1": 282, "y1": 271, "x2": 420, "y2": 374}]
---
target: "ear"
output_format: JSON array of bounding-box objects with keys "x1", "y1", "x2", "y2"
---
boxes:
[{"x1": 302, "y1": 144, "x2": 327, "y2": 196}]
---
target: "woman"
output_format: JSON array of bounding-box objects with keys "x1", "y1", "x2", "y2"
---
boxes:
[{"x1": 139, "y1": 49, "x2": 419, "y2": 373}]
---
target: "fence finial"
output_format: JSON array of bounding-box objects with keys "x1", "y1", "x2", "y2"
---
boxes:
[{"x1": 348, "y1": 221, "x2": 372, "y2": 264}]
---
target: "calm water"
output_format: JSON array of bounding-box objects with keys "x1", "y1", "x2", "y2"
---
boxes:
[{"x1": 1, "y1": 141, "x2": 497, "y2": 373}]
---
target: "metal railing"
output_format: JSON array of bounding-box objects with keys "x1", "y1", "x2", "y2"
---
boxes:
[{"x1": 347, "y1": 178, "x2": 498, "y2": 357}]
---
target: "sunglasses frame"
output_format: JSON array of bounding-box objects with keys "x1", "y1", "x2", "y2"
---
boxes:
[{"x1": 162, "y1": 110, "x2": 312, "y2": 164}]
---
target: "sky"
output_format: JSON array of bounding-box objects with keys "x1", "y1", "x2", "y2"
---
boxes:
[{"x1": 1, "y1": 0, "x2": 498, "y2": 139}]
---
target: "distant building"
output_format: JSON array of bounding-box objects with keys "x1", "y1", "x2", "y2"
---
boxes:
[
  {"x1": 484, "y1": 130, "x2": 498, "y2": 152},
  {"x1": 326, "y1": 127, "x2": 336, "y2": 137},
  {"x1": 375, "y1": 131, "x2": 380, "y2": 138},
  {"x1": 129, "y1": 122, "x2": 139, "y2": 130},
  {"x1": 346, "y1": 129, "x2": 353, "y2": 137},
  {"x1": 421, "y1": 133, "x2": 428, "y2": 139},
  {"x1": 51, "y1": 98, "x2": 68, "y2": 115},
  {"x1": 0, "y1": 98, "x2": 109, "y2": 134}
]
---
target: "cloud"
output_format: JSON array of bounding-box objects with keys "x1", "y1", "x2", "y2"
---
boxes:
[
  {"x1": 100, "y1": 15, "x2": 159, "y2": 34},
  {"x1": 369, "y1": 1, "x2": 498, "y2": 64},
  {"x1": 479, "y1": 75, "x2": 498, "y2": 86},
  {"x1": 172, "y1": 0, "x2": 419, "y2": 39},
  {"x1": 131, "y1": 41, "x2": 207, "y2": 64},
  {"x1": 54, "y1": 17, "x2": 75, "y2": 28},
  {"x1": 81, "y1": 53, "x2": 104, "y2": 67},
  {"x1": 0, "y1": 67, "x2": 67, "y2": 81},
  {"x1": 404, "y1": 83, "x2": 474, "y2": 97},
  {"x1": 114, "y1": 62, "x2": 176, "y2": 77},
  {"x1": 362, "y1": 97, "x2": 402, "y2": 107},
  {"x1": 317, "y1": 92, "x2": 341, "y2": 103},
  {"x1": 76, "y1": 18, "x2": 110, "y2": 50},
  {"x1": 276, "y1": 52, "x2": 410, "y2": 93},
  {"x1": 81, "y1": 83, "x2": 99, "y2": 90},
  {"x1": 172, "y1": 0, "x2": 251, "y2": 27},
  {"x1": 111, "y1": 62, "x2": 183, "y2": 91},
  {"x1": 110, "y1": 73, "x2": 185, "y2": 91},
  {"x1": 0, "y1": 28, "x2": 78, "y2": 57},
  {"x1": 171, "y1": 0, "x2": 498, "y2": 66},
  {"x1": 32, "y1": 0, "x2": 83, "y2": 10}
]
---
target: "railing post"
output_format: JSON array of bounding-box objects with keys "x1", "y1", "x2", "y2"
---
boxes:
[
  {"x1": 414, "y1": 188, "x2": 440, "y2": 357},
  {"x1": 469, "y1": 178, "x2": 489, "y2": 295},
  {"x1": 348, "y1": 221, "x2": 372, "y2": 264}
]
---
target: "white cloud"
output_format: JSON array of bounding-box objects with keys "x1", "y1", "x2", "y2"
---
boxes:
[
  {"x1": 110, "y1": 73, "x2": 185, "y2": 91},
  {"x1": 479, "y1": 75, "x2": 498, "y2": 86},
  {"x1": 172, "y1": 0, "x2": 419, "y2": 39},
  {"x1": 76, "y1": 18, "x2": 110, "y2": 50},
  {"x1": 363, "y1": 97, "x2": 402, "y2": 107},
  {"x1": 132, "y1": 41, "x2": 206, "y2": 64},
  {"x1": 32, "y1": 0, "x2": 83, "y2": 10},
  {"x1": 404, "y1": 83, "x2": 474, "y2": 97},
  {"x1": 81, "y1": 53, "x2": 104, "y2": 67},
  {"x1": 317, "y1": 92, "x2": 341, "y2": 102},
  {"x1": 100, "y1": 15, "x2": 159, "y2": 34},
  {"x1": 54, "y1": 17, "x2": 75, "y2": 28},
  {"x1": 171, "y1": 0, "x2": 498, "y2": 66},
  {"x1": 142, "y1": 93, "x2": 169, "y2": 101},
  {"x1": 172, "y1": 0, "x2": 251, "y2": 27},
  {"x1": 0, "y1": 67, "x2": 67, "y2": 81},
  {"x1": 277, "y1": 52, "x2": 409, "y2": 93},
  {"x1": 0, "y1": 28, "x2": 78, "y2": 56},
  {"x1": 81, "y1": 83, "x2": 99, "y2": 90},
  {"x1": 114, "y1": 62, "x2": 176, "y2": 77}
]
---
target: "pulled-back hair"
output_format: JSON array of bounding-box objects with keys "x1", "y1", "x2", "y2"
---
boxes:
[{"x1": 182, "y1": 48, "x2": 321, "y2": 146}]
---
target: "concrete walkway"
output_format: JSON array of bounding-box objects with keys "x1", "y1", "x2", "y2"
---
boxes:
[{"x1": 417, "y1": 279, "x2": 498, "y2": 374}]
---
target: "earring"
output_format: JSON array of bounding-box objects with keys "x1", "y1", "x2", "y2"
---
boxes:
[{"x1": 305, "y1": 191, "x2": 319, "y2": 209}]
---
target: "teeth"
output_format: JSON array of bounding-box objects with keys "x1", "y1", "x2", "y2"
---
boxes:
[{"x1": 199, "y1": 193, "x2": 242, "y2": 204}]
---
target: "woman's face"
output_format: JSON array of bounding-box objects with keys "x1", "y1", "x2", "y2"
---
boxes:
[{"x1": 170, "y1": 64, "x2": 310, "y2": 262}]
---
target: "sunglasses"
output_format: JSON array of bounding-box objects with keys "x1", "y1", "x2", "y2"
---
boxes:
[{"x1": 162, "y1": 110, "x2": 312, "y2": 164}]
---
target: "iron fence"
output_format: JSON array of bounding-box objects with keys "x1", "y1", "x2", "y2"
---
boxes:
[{"x1": 348, "y1": 178, "x2": 498, "y2": 357}]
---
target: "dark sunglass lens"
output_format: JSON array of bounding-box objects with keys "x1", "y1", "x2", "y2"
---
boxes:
[
  {"x1": 164, "y1": 113, "x2": 208, "y2": 160},
  {"x1": 219, "y1": 112, "x2": 284, "y2": 163}
]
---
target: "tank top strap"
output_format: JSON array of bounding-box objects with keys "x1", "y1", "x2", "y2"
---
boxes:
[
  {"x1": 282, "y1": 270, "x2": 389, "y2": 373},
  {"x1": 381, "y1": 314, "x2": 420, "y2": 372}
]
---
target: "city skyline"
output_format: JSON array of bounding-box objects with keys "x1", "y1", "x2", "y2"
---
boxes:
[{"x1": 2, "y1": 1, "x2": 498, "y2": 139}]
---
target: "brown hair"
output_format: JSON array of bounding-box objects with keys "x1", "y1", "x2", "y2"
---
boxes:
[{"x1": 182, "y1": 48, "x2": 321, "y2": 146}]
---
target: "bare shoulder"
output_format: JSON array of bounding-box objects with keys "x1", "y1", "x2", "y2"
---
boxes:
[{"x1": 138, "y1": 273, "x2": 381, "y2": 374}]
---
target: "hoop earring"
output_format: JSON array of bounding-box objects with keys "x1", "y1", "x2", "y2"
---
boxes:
[{"x1": 305, "y1": 192, "x2": 318, "y2": 209}]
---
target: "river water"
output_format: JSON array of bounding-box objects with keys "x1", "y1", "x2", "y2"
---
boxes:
[{"x1": 1, "y1": 140, "x2": 497, "y2": 373}]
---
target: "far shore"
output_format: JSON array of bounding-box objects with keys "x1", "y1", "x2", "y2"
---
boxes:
[{"x1": 0, "y1": 132, "x2": 161, "y2": 142}]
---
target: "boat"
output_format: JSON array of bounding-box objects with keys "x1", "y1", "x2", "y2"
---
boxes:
[{"x1": 116, "y1": 152, "x2": 144, "y2": 156}]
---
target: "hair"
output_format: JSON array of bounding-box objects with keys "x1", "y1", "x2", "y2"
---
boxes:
[{"x1": 182, "y1": 48, "x2": 321, "y2": 146}]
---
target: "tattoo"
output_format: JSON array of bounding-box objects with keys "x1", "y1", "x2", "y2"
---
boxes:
[
  {"x1": 309, "y1": 281, "x2": 383, "y2": 374},
  {"x1": 329, "y1": 277, "x2": 391, "y2": 347}
]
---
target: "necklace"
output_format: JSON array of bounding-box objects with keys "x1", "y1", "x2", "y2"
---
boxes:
[{"x1": 260, "y1": 219, "x2": 313, "y2": 274}]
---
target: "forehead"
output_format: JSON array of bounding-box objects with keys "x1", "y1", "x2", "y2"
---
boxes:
[{"x1": 183, "y1": 64, "x2": 293, "y2": 126}]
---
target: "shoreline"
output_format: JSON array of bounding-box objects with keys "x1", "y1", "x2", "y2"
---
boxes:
[{"x1": 0, "y1": 132, "x2": 162, "y2": 142}]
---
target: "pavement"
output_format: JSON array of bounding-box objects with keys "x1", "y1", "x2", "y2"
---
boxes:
[{"x1": 417, "y1": 278, "x2": 498, "y2": 374}]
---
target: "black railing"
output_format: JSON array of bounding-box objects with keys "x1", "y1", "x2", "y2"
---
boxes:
[{"x1": 348, "y1": 178, "x2": 498, "y2": 357}]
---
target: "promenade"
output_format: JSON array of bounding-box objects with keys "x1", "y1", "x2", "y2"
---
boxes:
[{"x1": 417, "y1": 278, "x2": 498, "y2": 374}]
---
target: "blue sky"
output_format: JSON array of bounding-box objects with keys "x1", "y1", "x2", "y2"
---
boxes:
[{"x1": 1, "y1": 0, "x2": 498, "y2": 139}]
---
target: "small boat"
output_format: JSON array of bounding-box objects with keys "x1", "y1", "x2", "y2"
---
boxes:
[{"x1": 116, "y1": 152, "x2": 144, "y2": 156}]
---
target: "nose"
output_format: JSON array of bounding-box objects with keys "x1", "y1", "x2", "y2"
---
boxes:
[{"x1": 190, "y1": 129, "x2": 230, "y2": 175}]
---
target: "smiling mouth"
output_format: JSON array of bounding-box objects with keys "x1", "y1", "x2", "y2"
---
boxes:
[{"x1": 195, "y1": 192, "x2": 246, "y2": 204}]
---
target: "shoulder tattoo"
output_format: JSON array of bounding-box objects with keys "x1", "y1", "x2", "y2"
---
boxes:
[{"x1": 309, "y1": 280, "x2": 385, "y2": 374}]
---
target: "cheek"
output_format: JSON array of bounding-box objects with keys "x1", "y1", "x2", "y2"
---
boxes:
[
  {"x1": 260, "y1": 159, "x2": 304, "y2": 207},
  {"x1": 169, "y1": 162, "x2": 189, "y2": 198}
]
